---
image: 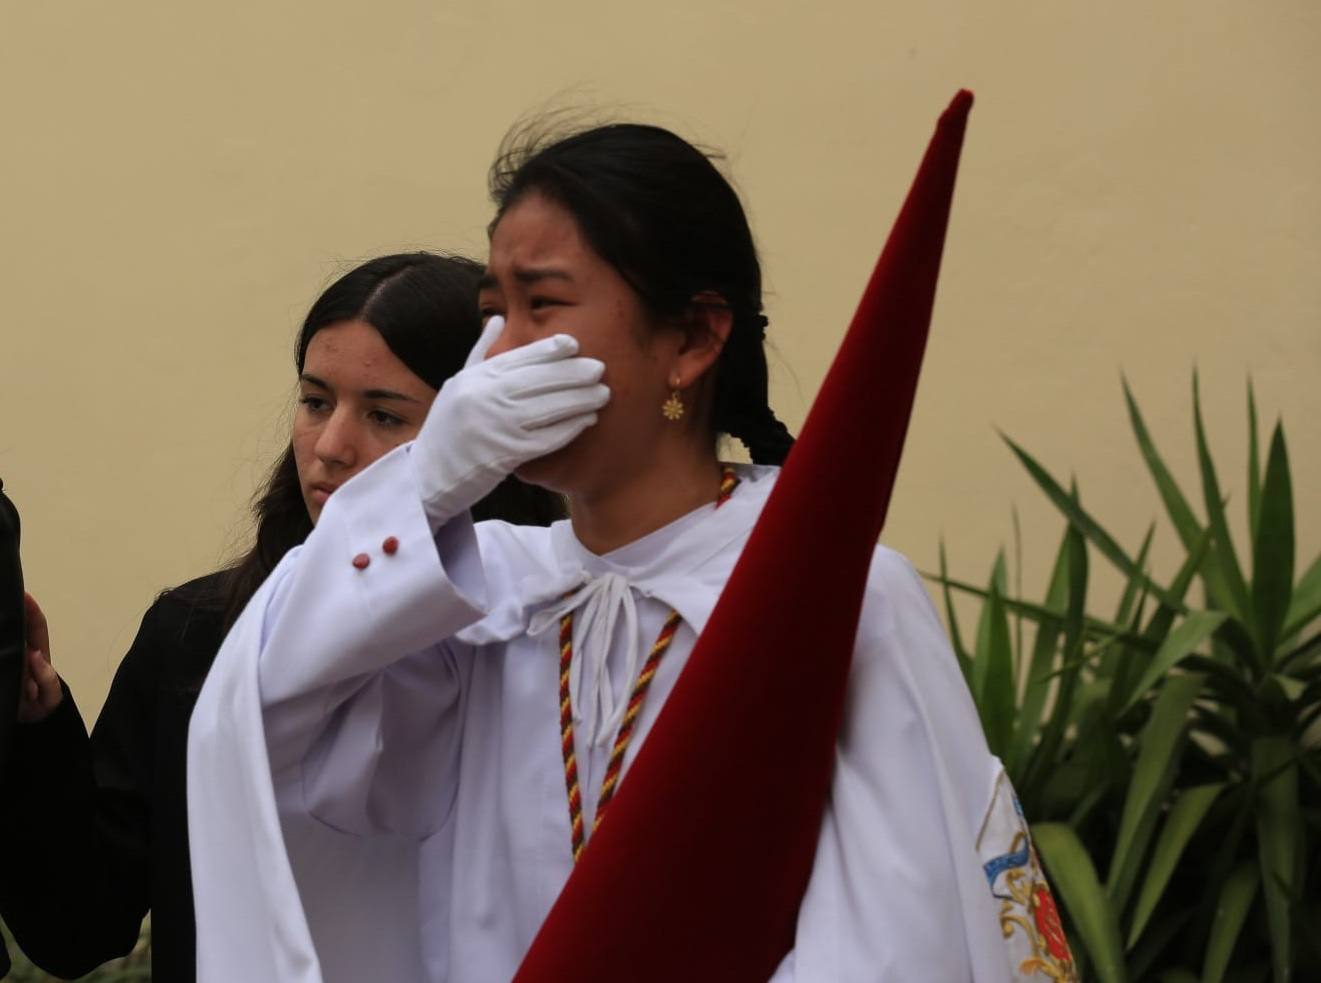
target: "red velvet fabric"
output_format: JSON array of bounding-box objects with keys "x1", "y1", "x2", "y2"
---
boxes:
[{"x1": 515, "y1": 90, "x2": 975, "y2": 982}]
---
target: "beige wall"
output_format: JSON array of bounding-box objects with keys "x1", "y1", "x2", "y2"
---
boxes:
[{"x1": 1, "y1": 1, "x2": 1317, "y2": 720}]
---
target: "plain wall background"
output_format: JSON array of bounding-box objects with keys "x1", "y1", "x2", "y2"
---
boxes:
[{"x1": 1, "y1": 1, "x2": 1317, "y2": 721}]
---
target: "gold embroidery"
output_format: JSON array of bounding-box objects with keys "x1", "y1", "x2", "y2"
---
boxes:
[{"x1": 995, "y1": 833, "x2": 1078, "y2": 982}]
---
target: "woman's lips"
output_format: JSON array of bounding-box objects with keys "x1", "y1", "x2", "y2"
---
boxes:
[{"x1": 309, "y1": 482, "x2": 339, "y2": 505}]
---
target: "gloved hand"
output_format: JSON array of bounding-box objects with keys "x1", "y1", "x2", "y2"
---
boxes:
[{"x1": 411, "y1": 317, "x2": 609, "y2": 526}]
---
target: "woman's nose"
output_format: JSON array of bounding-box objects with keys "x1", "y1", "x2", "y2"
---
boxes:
[
  {"x1": 314, "y1": 409, "x2": 359, "y2": 469},
  {"x1": 484, "y1": 316, "x2": 532, "y2": 359}
]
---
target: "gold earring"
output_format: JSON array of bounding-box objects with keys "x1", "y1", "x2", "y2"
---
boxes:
[{"x1": 662, "y1": 390, "x2": 685, "y2": 421}]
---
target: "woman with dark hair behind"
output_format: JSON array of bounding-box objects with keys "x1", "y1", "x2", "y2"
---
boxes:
[{"x1": 0, "y1": 252, "x2": 564, "y2": 981}]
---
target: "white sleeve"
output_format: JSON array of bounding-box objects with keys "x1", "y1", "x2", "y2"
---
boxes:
[
  {"x1": 189, "y1": 445, "x2": 492, "y2": 981},
  {"x1": 254, "y1": 444, "x2": 490, "y2": 837},
  {"x1": 769, "y1": 548, "x2": 1014, "y2": 983}
]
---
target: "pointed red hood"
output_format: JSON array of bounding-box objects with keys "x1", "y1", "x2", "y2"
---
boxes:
[{"x1": 516, "y1": 90, "x2": 975, "y2": 982}]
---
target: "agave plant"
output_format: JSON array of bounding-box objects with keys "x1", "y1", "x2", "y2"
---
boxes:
[{"x1": 934, "y1": 376, "x2": 1320, "y2": 982}]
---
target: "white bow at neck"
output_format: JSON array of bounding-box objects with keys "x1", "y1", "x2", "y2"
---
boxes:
[{"x1": 527, "y1": 572, "x2": 645, "y2": 749}]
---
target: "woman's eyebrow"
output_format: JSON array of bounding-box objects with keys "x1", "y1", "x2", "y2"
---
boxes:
[
  {"x1": 301, "y1": 374, "x2": 418, "y2": 403},
  {"x1": 513, "y1": 266, "x2": 573, "y2": 285},
  {"x1": 479, "y1": 266, "x2": 574, "y2": 290},
  {"x1": 361, "y1": 388, "x2": 419, "y2": 403}
]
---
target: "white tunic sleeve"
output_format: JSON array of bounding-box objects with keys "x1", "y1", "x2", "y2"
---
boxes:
[
  {"x1": 768, "y1": 547, "x2": 1015, "y2": 983},
  {"x1": 254, "y1": 445, "x2": 488, "y2": 837},
  {"x1": 188, "y1": 445, "x2": 492, "y2": 983}
]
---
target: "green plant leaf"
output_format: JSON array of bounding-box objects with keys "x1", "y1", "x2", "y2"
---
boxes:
[
  {"x1": 972, "y1": 552, "x2": 1009, "y2": 681},
  {"x1": 1126, "y1": 783, "x2": 1223, "y2": 948},
  {"x1": 1194, "y1": 785, "x2": 1261, "y2": 943},
  {"x1": 1033, "y1": 822, "x2": 1128, "y2": 983},
  {"x1": 1116, "y1": 522, "x2": 1157, "y2": 627},
  {"x1": 1013, "y1": 505, "x2": 1025, "y2": 665},
  {"x1": 1281, "y1": 551, "x2": 1321, "y2": 645},
  {"x1": 1171, "y1": 520, "x2": 1217, "y2": 597},
  {"x1": 1108, "y1": 608, "x2": 1151, "y2": 720},
  {"x1": 972, "y1": 550, "x2": 1008, "y2": 698},
  {"x1": 1124, "y1": 611, "x2": 1228, "y2": 714},
  {"x1": 1297, "y1": 704, "x2": 1321, "y2": 739},
  {"x1": 1295, "y1": 677, "x2": 1321, "y2": 723},
  {"x1": 1068, "y1": 774, "x2": 1114, "y2": 829},
  {"x1": 979, "y1": 566, "x2": 1016, "y2": 757},
  {"x1": 1124, "y1": 374, "x2": 1201, "y2": 546},
  {"x1": 1108, "y1": 672, "x2": 1206, "y2": 913},
  {"x1": 938, "y1": 540, "x2": 973, "y2": 684},
  {"x1": 1125, "y1": 374, "x2": 1248, "y2": 622},
  {"x1": 1247, "y1": 379, "x2": 1262, "y2": 543},
  {"x1": 1007, "y1": 524, "x2": 1073, "y2": 776},
  {"x1": 1293, "y1": 659, "x2": 1321, "y2": 683},
  {"x1": 1191, "y1": 703, "x2": 1248, "y2": 761},
  {"x1": 1272, "y1": 674, "x2": 1305, "y2": 702},
  {"x1": 1024, "y1": 521, "x2": 1090, "y2": 803},
  {"x1": 1213, "y1": 619, "x2": 1264, "y2": 680},
  {"x1": 1118, "y1": 586, "x2": 1151, "y2": 677},
  {"x1": 1192, "y1": 373, "x2": 1255, "y2": 646},
  {"x1": 1128, "y1": 906, "x2": 1193, "y2": 981},
  {"x1": 1201, "y1": 861, "x2": 1261, "y2": 983},
  {"x1": 1002, "y1": 433, "x2": 1188, "y2": 613},
  {"x1": 923, "y1": 571, "x2": 1145, "y2": 649},
  {"x1": 1252, "y1": 424, "x2": 1294, "y2": 666},
  {"x1": 1181, "y1": 656, "x2": 1261, "y2": 720},
  {"x1": 1280, "y1": 633, "x2": 1321, "y2": 678},
  {"x1": 1253, "y1": 737, "x2": 1301, "y2": 983},
  {"x1": 1037, "y1": 634, "x2": 1126, "y2": 686},
  {"x1": 1302, "y1": 748, "x2": 1321, "y2": 787},
  {"x1": 1144, "y1": 525, "x2": 1215, "y2": 646},
  {"x1": 1110, "y1": 525, "x2": 1215, "y2": 715}
]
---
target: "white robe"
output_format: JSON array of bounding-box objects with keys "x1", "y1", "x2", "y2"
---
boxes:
[{"x1": 187, "y1": 446, "x2": 1065, "y2": 982}]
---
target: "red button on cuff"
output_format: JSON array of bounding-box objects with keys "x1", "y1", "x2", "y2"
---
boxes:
[
  {"x1": 351, "y1": 553, "x2": 371, "y2": 570},
  {"x1": 382, "y1": 536, "x2": 399, "y2": 555}
]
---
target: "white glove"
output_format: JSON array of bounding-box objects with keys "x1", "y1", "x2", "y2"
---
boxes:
[{"x1": 411, "y1": 316, "x2": 609, "y2": 526}]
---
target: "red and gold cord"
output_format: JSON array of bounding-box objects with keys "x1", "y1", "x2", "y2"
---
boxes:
[{"x1": 559, "y1": 467, "x2": 739, "y2": 862}]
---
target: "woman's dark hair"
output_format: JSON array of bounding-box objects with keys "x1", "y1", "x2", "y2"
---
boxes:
[
  {"x1": 488, "y1": 122, "x2": 794, "y2": 466},
  {"x1": 198, "y1": 252, "x2": 564, "y2": 629}
]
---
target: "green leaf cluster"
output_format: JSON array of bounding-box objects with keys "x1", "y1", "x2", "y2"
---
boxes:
[{"x1": 934, "y1": 377, "x2": 1320, "y2": 982}]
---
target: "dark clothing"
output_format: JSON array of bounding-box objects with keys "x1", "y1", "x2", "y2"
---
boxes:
[
  {"x1": 0, "y1": 478, "x2": 561, "y2": 980},
  {"x1": 0, "y1": 574, "x2": 225, "y2": 982},
  {"x1": 0, "y1": 482, "x2": 22, "y2": 778},
  {"x1": 1, "y1": 480, "x2": 26, "y2": 980}
]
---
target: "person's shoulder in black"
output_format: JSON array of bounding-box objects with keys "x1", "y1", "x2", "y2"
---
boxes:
[
  {"x1": 138, "y1": 572, "x2": 229, "y2": 696},
  {"x1": 0, "y1": 479, "x2": 24, "y2": 981},
  {"x1": 0, "y1": 480, "x2": 22, "y2": 777},
  {"x1": 0, "y1": 572, "x2": 227, "y2": 983}
]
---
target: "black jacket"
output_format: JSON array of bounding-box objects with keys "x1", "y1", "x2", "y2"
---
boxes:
[
  {"x1": 0, "y1": 480, "x2": 24, "y2": 980},
  {"x1": 0, "y1": 481, "x2": 22, "y2": 783},
  {"x1": 0, "y1": 574, "x2": 225, "y2": 982}
]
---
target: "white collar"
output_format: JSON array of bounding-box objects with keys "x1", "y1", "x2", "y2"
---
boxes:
[{"x1": 521, "y1": 464, "x2": 778, "y2": 747}]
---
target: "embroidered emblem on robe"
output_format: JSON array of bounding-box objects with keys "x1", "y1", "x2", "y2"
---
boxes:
[{"x1": 977, "y1": 771, "x2": 1078, "y2": 982}]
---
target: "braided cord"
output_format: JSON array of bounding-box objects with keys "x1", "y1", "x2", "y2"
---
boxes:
[
  {"x1": 592, "y1": 610, "x2": 681, "y2": 828},
  {"x1": 715, "y1": 467, "x2": 738, "y2": 507},
  {"x1": 559, "y1": 613, "x2": 586, "y2": 861},
  {"x1": 559, "y1": 467, "x2": 740, "y2": 863}
]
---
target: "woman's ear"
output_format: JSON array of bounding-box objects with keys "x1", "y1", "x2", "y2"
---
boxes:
[{"x1": 671, "y1": 290, "x2": 733, "y2": 388}]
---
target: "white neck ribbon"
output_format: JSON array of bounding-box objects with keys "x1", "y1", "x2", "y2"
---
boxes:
[{"x1": 527, "y1": 572, "x2": 642, "y2": 748}]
